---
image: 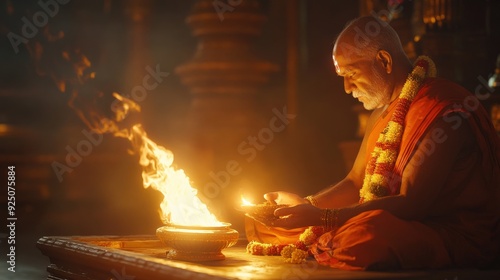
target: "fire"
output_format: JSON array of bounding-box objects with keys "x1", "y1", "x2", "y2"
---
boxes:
[
  {"x1": 90, "y1": 96, "x2": 224, "y2": 227},
  {"x1": 129, "y1": 124, "x2": 224, "y2": 227}
]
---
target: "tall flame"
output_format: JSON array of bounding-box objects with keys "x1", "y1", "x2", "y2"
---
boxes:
[
  {"x1": 129, "y1": 124, "x2": 223, "y2": 226},
  {"x1": 95, "y1": 94, "x2": 224, "y2": 227},
  {"x1": 76, "y1": 93, "x2": 224, "y2": 226}
]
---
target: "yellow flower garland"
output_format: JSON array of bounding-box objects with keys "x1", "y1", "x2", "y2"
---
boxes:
[
  {"x1": 246, "y1": 226, "x2": 324, "y2": 263},
  {"x1": 360, "y1": 56, "x2": 436, "y2": 202}
]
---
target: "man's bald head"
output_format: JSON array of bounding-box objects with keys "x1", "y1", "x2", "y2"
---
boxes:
[
  {"x1": 332, "y1": 16, "x2": 413, "y2": 110},
  {"x1": 333, "y1": 16, "x2": 406, "y2": 62}
]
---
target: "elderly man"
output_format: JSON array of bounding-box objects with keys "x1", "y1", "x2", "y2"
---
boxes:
[{"x1": 246, "y1": 16, "x2": 500, "y2": 270}]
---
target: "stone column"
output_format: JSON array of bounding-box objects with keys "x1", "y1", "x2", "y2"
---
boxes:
[{"x1": 176, "y1": 0, "x2": 278, "y2": 183}]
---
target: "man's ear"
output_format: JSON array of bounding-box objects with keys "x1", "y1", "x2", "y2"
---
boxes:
[{"x1": 376, "y1": 50, "x2": 392, "y2": 74}]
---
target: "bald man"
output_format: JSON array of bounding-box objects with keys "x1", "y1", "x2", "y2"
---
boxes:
[{"x1": 245, "y1": 16, "x2": 500, "y2": 270}]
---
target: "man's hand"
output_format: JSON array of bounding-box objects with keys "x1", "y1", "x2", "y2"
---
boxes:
[
  {"x1": 264, "y1": 191, "x2": 308, "y2": 205},
  {"x1": 270, "y1": 203, "x2": 322, "y2": 229}
]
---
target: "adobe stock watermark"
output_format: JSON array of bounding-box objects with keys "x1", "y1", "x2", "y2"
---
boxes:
[
  {"x1": 334, "y1": 8, "x2": 404, "y2": 62},
  {"x1": 51, "y1": 64, "x2": 169, "y2": 182},
  {"x1": 203, "y1": 106, "x2": 296, "y2": 199},
  {"x1": 212, "y1": 0, "x2": 242, "y2": 21},
  {"x1": 110, "y1": 65, "x2": 170, "y2": 111},
  {"x1": 409, "y1": 73, "x2": 495, "y2": 168},
  {"x1": 7, "y1": 0, "x2": 71, "y2": 54},
  {"x1": 110, "y1": 267, "x2": 135, "y2": 280}
]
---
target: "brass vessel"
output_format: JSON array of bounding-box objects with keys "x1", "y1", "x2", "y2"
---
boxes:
[{"x1": 156, "y1": 223, "x2": 239, "y2": 261}]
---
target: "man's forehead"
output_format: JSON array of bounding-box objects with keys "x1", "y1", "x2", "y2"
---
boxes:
[
  {"x1": 332, "y1": 53, "x2": 365, "y2": 75},
  {"x1": 332, "y1": 34, "x2": 371, "y2": 75},
  {"x1": 333, "y1": 54, "x2": 341, "y2": 74}
]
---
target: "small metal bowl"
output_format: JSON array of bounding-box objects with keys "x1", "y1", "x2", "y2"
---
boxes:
[{"x1": 240, "y1": 203, "x2": 288, "y2": 219}]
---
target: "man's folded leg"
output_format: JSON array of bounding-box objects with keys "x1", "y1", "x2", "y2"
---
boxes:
[{"x1": 311, "y1": 209, "x2": 452, "y2": 270}]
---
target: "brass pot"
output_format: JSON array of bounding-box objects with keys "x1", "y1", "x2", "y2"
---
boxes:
[{"x1": 156, "y1": 223, "x2": 239, "y2": 261}]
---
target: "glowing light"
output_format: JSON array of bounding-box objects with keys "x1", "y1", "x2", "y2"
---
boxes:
[
  {"x1": 0, "y1": 124, "x2": 9, "y2": 134},
  {"x1": 332, "y1": 55, "x2": 341, "y2": 74},
  {"x1": 241, "y1": 196, "x2": 255, "y2": 206}
]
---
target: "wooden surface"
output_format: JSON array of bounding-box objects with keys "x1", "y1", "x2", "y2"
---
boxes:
[{"x1": 37, "y1": 235, "x2": 500, "y2": 280}]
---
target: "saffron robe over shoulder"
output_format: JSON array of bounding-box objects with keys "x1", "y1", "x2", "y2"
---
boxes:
[{"x1": 390, "y1": 78, "x2": 500, "y2": 267}]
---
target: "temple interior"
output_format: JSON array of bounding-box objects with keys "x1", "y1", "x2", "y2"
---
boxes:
[{"x1": 1, "y1": 0, "x2": 500, "y2": 279}]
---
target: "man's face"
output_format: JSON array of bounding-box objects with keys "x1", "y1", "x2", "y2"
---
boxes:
[{"x1": 333, "y1": 52, "x2": 392, "y2": 110}]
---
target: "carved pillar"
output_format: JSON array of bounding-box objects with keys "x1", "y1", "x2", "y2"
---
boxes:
[{"x1": 176, "y1": 0, "x2": 278, "y2": 180}]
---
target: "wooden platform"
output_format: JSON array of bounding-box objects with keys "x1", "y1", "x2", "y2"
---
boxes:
[{"x1": 36, "y1": 235, "x2": 500, "y2": 280}]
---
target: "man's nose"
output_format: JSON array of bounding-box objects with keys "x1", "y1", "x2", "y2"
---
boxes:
[{"x1": 344, "y1": 78, "x2": 354, "y2": 94}]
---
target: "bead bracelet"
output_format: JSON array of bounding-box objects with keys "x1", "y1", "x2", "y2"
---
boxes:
[{"x1": 321, "y1": 208, "x2": 339, "y2": 231}]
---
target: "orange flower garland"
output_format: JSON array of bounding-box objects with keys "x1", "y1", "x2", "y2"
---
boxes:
[
  {"x1": 246, "y1": 226, "x2": 325, "y2": 263},
  {"x1": 360, "y1": 56, "x2": 436, "y2": 202}
]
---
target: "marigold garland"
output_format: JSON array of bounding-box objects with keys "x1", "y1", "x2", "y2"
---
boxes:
[
  {"x1": 359, "y1": 56, "x2": 436, "y2": 202},
  {"x1": 246, "y1": 226, "x2": 325, "y2": 263}
]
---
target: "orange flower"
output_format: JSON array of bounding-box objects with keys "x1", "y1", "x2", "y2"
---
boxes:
[{"x1": 360, "y1": 56, "x2": 436, "y2": 202}]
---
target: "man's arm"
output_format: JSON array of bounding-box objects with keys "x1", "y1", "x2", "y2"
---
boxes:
[
  {"x1": 312, "y1": 107, "x2": 388, "y2": 209},
  {"x1": 312, "y1": 153, "x2": 364, "y2": 208}
]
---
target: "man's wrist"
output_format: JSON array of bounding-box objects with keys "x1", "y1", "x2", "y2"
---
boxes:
[{"x1": 321, "y1": 208, "x2": 339, "y2": 231}]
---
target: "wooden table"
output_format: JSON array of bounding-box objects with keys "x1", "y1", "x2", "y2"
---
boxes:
[{"x1": 36, "y1": 235, "x2": 499, "y2": 280}]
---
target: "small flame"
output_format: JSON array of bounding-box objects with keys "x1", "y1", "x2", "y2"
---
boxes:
[{"x1": 241, "y1": 196, "x2": 255, "y2": 206}]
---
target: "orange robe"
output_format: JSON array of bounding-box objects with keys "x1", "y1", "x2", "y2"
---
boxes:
[{"x1": 246, "y1": 78, "x2": 500, "y2": 270}]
